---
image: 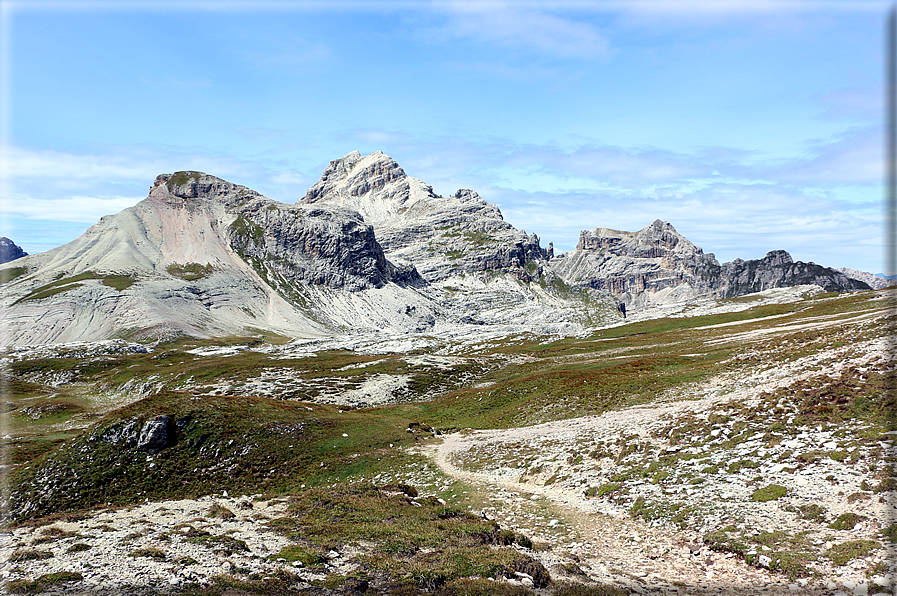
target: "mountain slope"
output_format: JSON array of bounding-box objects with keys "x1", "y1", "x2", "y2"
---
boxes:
[
  {"x1": 0, "y1": 152, "x2": 874, "y2": 347},
  {"x1": 0, "y1": 172, "x2": 438, "y2": 346}
]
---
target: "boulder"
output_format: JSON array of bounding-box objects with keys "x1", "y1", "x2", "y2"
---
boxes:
[{"x1": 137, "y1": 415, "x2": 171, "y2": 454}]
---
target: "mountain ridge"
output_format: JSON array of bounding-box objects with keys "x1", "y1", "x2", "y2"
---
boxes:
[{"x1": 0, "y1": 151, "x2": 872, "y2": 346}]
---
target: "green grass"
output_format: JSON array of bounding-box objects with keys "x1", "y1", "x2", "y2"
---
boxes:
[
  {"x1": 167, "y1": 262, "x2": 214, "y2": 281},
  {"x1": 829, "y1": 512, "x2": 867, "y2": 530},
  {"x1": 3, "y1": 287, "x2": 891, "y2": 595},
  {"x1": 102, "y1": 274, "x2": 136, "y2": 291},
  {"x1": 267, "y1": 482, "x2": 547, "y2": 591},
  {"x1": 826, "y1": 540, "x2": 880, "y2": 566},
  {"x1": 703, "y1": 528, "x2": 815, "y2": 579},
  {"x1": 751, "y1": 484, "x2": 787, "y2": 502},
  {"x1": 0, "y1": 265, "x2": 27, "y2": 283},
  {"x1": 6, "y1": 572, "x2": 83, "y2": 594},
  {"x1": 230, "y1": 213, "x2": 265, "y2": 242},
  {"x1": 12, "y1": 272, "x2": 98, "y2": 304}
]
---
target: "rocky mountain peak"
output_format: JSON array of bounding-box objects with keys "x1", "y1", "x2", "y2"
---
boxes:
[
  {"x1": 762, "y1": 250, "x2": 794, "y2": 267},
  {"x1": 303, "y1": 150, "x2": 409, "y2": 206},
  {"x1": 0, "y1": 237, "x2": 27, "y2": 264},
  {"x1": 631, "y1": 220, "x2": 700, "y2": 254},
  {"x1": 152, "y1": 171, "x2": 263, "y2": 208}
]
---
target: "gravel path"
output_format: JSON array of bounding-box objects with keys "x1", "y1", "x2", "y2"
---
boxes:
[{"x1": 426, "y1": 322, "x2": 896, "y2": 595}]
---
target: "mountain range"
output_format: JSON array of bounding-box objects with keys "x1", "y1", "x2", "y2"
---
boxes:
[{"x1": 0, "y1": 150, "x2": 873, "y2": 347}]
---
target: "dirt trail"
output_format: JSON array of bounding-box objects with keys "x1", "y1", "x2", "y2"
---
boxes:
[{"x1": 426, "y1": 405, "x2": 825, "y2": 596}]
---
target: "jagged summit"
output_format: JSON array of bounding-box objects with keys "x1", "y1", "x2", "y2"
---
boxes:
[
  {"x1": 302, "y1": 150, "x2": 550, "y2": 283},
  {"x1": 556, "y1": 219, "x2": 868, "y2": 309}
]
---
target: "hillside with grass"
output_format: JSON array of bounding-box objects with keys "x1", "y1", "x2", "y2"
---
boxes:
[{"x1": 1, "y1": 286, "x2": 893, "y2": 595}]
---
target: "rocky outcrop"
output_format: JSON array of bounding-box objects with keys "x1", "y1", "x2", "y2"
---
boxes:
[
  {"x1": 712, "y1": 251, "x2": 870, "y2": 298},
  {"x1": 551, "y1": 220, "x2": 721, "y2": 307},
  {"x1": 552, "y1": 220, "x2": 870, "y2": 309},
  {"x1": 0, "y1": 237, "x2": 27, "y2": 264},
  {"x1": 137, "y1": 415, "x2": 171, "y2": 454},
  {"x1": 303, "y1": 151, "x2": 552, "y2": 283},
  {"x1": 836, "y1": 267, "x2": 896, "y2": 290}
]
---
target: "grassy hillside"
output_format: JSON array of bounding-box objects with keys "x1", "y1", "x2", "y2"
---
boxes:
[{"x1": 2, "y1": 287, "x2": 893, "y2": 594}]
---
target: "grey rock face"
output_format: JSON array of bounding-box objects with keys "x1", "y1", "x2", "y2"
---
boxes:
[
  {"x1": 552, "y1": 220, "x2": 869, "y2": 308},
  {"x1": 303, "y1": 151, "x2": 551, "y2": 283},
  {"x1": 98, "y1": 418, "x2": 141, "y2": 447},
  {"x1": 154, "y1": 171, "x2": 265, "y2": 209},
  {"x1": 151, "y1": 170, "x2": 423, "y2": 292},
  {"x1": 552, "y1": 220, "x2": 721, "y2": 302},
  {"x1": 0, "y1": 237, "x2": 27, "y2": 264},
  {"x1": 713, "y1": 251, "x2": 870, "y2": 298},
  {"x1": 835, "y1": 267, "x2": 895, "y2": 290},
  {"x1": 137, "y1": 415, "x2": 171, "y2": 454}
]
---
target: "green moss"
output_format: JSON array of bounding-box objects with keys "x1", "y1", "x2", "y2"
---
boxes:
[
  {"x1": 270, "y1": 544, "x2": 326, "y2": 566},
  {"x1": 101, "y1": 274, "x2": 136, "y2": 291},
  {"x1": 826, "y1": 540, "x2": 880, "y2": 566},
  {"x1": 128, "y1": 547, "x2": 167, "y2": 560},
  {"x1": 703, "y1": 528, "x2": 814, "y2": 579},
  {"x1": 751, "y1": 484, "x2": 787, "y2": 502},
  {"x1": 230, "y1": 214, "x2": 264, "y2": 242},
  {"x1": 6, "y1": 572, "x2": 83, "y2": 593},
  {"x1": 829, "y1": 512, "x2": 866, "y2": 530},
  {"x1": 882, "y1": 524, "x2": 897, "y2": 543},
  {"x1": 795, "y1": 503, "x2": 828, "y2": 523},
  {"x1": 8, "y1": 549, "x2": 52, "y2": 562},
  {"x1": 13, "y1": 271, "x2": 98, "y2": 304}
]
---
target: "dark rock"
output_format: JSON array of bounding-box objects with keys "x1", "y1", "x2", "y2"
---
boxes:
[
  {"x1": 512, "y1": 557, "x2": 551, "y2": 588},
  {"x1": 341, "y1": 576, "x2": 369, "y2": 593},
  {"x1": 137, "y1": 415, "x2": 171, "y2": 454},
  {"x1": 97, "y1": 418, "x2": 141, "y2": 447},
  {"x1": 0, "y1": 237, "x2": 27, "y2": 264}
]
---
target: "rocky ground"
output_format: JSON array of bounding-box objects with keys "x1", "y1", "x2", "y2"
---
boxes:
[
  {"x1": 412, "y1": 305, "x2": 896, "y2": 595},
  {"x1": 2, "y1": 289, "x2": 894, "y2": 595}
]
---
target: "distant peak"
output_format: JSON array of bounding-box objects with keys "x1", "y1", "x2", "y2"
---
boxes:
[{"x1": 303, "y1": 150, "x2": 407, "y2": 204}]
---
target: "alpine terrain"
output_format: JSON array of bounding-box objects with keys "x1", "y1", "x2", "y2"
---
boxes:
[{"x1": 0, "y1": 151, "x2": 892, "y2": 596}]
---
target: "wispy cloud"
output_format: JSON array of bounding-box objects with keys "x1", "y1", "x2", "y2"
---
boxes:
[
  {"x1": 430, "y1": 2, "x2": 612, "y2": 60},
  {"x1": 762, "y1": 126, "x2": 881, "y2": 185},
  {"x1": 1, "y1": 130, "x2": 884, "y2": 271},
  {"x1": 3, "y1": 194, "x2": 143, "y2": 223}
]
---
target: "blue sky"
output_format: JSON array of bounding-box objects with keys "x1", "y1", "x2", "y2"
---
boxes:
[{"x1": 0, "y1": 0, "x2": 888, "y2": 274}]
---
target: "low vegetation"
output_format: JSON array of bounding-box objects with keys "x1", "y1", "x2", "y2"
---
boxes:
[
  {"x1": 2, "y1": 287, "x2": 893, "y2": 593},
  {"x1": 167, "y1": 262, "x2": 214, "y2": 281}
]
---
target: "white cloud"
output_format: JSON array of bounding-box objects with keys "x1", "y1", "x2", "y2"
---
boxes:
[
  {"x1": 434, "y1": 2, "x2": 611, "y2": 59},
  {"x1": 2, "y1": 194, "x2": 143, "y2": 223},
  {"x1": 0, "y1": 134, "x2": 885, "y2": 272}
]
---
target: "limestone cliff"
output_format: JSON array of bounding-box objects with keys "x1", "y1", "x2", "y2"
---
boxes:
[
  {"x1": 551, "y1": 220, "x2": 870, "y2": 309},
  {"x1": 303, "y1": 151, "x2": 551, "y2": 283}
]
